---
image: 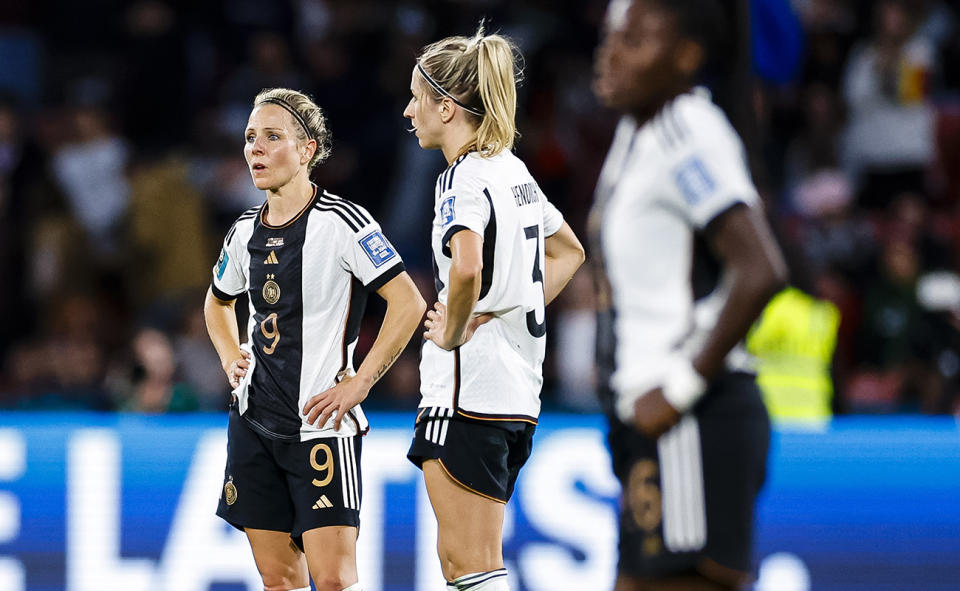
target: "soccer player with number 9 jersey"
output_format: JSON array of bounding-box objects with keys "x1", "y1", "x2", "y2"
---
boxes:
[{"x1": 205, "y1": 88, "x2": 425, "y2": 591}]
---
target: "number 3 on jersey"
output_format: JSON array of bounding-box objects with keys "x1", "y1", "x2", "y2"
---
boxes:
[{"x1": 524, "y1": 225, "x2": 546, "y2": 337}]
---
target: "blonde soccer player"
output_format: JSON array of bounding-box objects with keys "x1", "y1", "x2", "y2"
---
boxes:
[
  {"x1": 402, "y1": 25, "x2": 586, "y2": 591},
  {"x1": 205, "y1": 88, "x2": 425, "y2": 591}
]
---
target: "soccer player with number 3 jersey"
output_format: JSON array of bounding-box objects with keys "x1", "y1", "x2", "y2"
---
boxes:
[
  {"x1": 204, "y1": 88, "x2": 425, "y2": 591},
  {"x1": 402, "y1": 25, "x2": 586, "y2": 591}
]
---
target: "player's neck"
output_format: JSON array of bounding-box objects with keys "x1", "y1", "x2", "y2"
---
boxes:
[
  {"x1": 441, "y1": 123, "x2": 477, "y2": 165},
  {"x1": 631, "y1": 83, "x2": 692, "y2": 128},
  {"x1": 264, "y1": 173, "x2": 315, "y2": 226}
]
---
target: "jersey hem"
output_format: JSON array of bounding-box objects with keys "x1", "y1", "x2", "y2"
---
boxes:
[{"x1": 454, "y1": 409, "x2": 539, "y2": 425}]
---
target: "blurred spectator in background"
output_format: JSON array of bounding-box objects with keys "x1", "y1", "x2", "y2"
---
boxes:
[
  {"x1": 127, "y1": 155, "x2": 213, "y2": 309},
  {"x1": 553, "y1": 271, "x2": 598, "y2": 412},
  {"x1": 172, "y1": 304, "x2": 230, "y2": 411},
  {"x1": 3, "y1": 294, "x2": 112, "y2": 410},
  {"x1": 849, "y1": 237, "x2": 929, "y2": 412},
  {"x1": 842, "y1": 0, "x2": 935, "y2": 208},
  {"x1": 110, "y1": 328, "x2": 199, "y2": 413},
  {"x1": 792, "y1": 169, "x2": 876, "y2": 282},
  {"x1": 51, "y1": 105, "x2": 130, "y2": 257}
]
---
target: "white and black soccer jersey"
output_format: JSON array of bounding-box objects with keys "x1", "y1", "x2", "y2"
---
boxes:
[
  {"x1": 419, "y1": 151, "x2": 564, "y2": 422},
  {"x1": 211, "y1": 187, "x2": 404, "y2": 441},
  {"x1": 592, "y1": 89, "x2": 759, "y2": 409}
]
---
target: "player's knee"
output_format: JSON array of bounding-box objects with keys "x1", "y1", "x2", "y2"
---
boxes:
[
  {"x1": 257, "y1": 559, "x2": 305, "y2": 591},
  {"x1": 437, "y1": 542, "x2": 500, "y2": 580},
  {"x1": 311, "y1": 572, "x2": 357, "y2": 591}
]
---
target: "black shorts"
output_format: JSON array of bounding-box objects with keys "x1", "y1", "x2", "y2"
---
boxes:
[
  {"x1": 217, "y1": 407, "x2": 362, "y2": 542},
  {"x1": 407, "y1": 407, "x2": 535, "y2": 503},
  {"x1": 608, "y1": 372, "x2": 770, "y2": 578}
]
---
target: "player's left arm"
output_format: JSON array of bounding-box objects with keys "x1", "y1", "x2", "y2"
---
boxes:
[
  {"x1": 693, "y1": 204, "x2": 787, "y2": 379},
  {"x1": 304, "y1": 273, "x2": 426, "y2": 430},
  {"x1": 304, "y1": 271, "x2": 426, "y2": 429},
  {"x1": 632, "y1": 204, "x2": 786, "y2": 436},
  {"x1": 543, "y1": 221, "x2": 586, "y2": 306}
]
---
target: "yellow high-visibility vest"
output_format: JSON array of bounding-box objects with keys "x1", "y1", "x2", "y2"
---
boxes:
[{"x1": 746, "y1": 287, "x2": 840, "y2": 422}]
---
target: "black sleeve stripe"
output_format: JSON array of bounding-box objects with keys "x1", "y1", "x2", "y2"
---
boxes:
[
  {"x1": 365, "y1": 261, "x2": 406, "y2": 292},
  {"x1": 478, "y1": 188, "x2": 496, "y2": 300},
  {"x1": 225, "y1": 209, "x2": 260, "y2": 246},
  {"x1": 225, "y1": 224, "x2": 238, "y2": 246},
  {"x1": 702, "y1": 201, "x2": 749, "y2": 236},
  {"x1": 446, "y1": 154, "x2": 467, "y2": 191},
  {"x1": 316, "y1": 198, "x2": 364, "y2": 228},
  {"x1": 312, "y1": 204, "x2": 360, "y2": 232},
  {"x1": 317, "y1": 194, "x2": 365, "y2": 228},
  {"x1": 325, "y1": 193, "x2": 371, "y2": 225},
  {"x1": 210, "y1": 282, "x2": 241, "y2": 302},
  {"x1": 440, "y1": 224, "x2": 471, "y2": 258}
]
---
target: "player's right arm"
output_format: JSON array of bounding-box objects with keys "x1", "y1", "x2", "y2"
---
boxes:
[
  {"x1": 204, "y1": 288, "x2": 249, "y2": 389},
  {"x1": 205, "y1": 224, "x2": 251, "y2": 389},
  {"x1": 425, "y1": 229, "x2": 485, "y2": 351}
]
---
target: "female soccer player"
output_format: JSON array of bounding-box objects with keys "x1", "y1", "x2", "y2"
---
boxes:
[
  {"x1": 402, "y1": 26, "x2": 586, "y2": 591},
  {"x1": 205, "y1": 88, "x2": 425, "y2": 591},
  {"x1": 592, "y1": 1, "x2": 788, "y2": 590}
]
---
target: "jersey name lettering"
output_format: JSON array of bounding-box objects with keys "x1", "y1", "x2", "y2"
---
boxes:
[{"x1": 511, "y1": 182, "x2": 540, "y2": 207}]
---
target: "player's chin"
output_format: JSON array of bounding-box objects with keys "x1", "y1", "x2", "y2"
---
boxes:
[
  {"x1": 416, "y1": 135, "x2": 439, "y2": 151},
  {"x1": 592, "y1": 78, "x2": 618, "y2": 107},
  {"x1": 251, "y1": 175, "x2": 280, "y2": 191}
]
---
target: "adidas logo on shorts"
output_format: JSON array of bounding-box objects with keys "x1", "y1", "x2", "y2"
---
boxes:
[{"x1": 312, "y1": 495, "x2": 334, "y2": 510}]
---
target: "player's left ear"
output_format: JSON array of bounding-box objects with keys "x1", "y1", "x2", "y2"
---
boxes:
[
  {"x1": 301, "y1": 139, "x2": 317, "y2": 165},
  {"x1": 675, "y1": 39, "x2": 704, "y2": 79},
  {"x1": 439, "y1": 97, "x2": 456, "y2": 124}
]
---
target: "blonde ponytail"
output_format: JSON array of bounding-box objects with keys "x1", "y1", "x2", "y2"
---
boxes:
[
  {"x1": 474, "y1": 35, "x2": 518, "y2": 155},
  {"x1": 417, "y1": 24, "x2": 523, "y2": 157}
]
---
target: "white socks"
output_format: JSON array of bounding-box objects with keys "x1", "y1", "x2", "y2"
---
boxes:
[{"x1": 449, "y1": 569, "x2": 510, "y2": 590}]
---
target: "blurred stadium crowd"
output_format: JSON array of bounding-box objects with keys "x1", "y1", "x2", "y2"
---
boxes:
[{"x1": 1, "y1": 0, "x2": 959, "y2": 417}]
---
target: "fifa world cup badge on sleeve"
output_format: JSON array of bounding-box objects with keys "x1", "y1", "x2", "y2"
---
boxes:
[
  {"x1": 215, "y1": 249, "x2": 229, "y2": 279},
  {"x1": 440, "y1": 195, "x2": 456, "y2": 225},
  {"x1": 359, "y1": 230, "x2": 397, "y2": 268},
  {"x1": 673, "y1": 156, "x2": 716, "y2": 205}
]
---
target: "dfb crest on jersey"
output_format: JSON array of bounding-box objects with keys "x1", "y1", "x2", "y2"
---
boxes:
[
  {"x1": 215, "y1": 249, "x2": 229, "y2": 279},
  {"x1": 263, "y1": 274, "x2": 281, "y2": 305},
  {"x1": 674, "y1": 156, "x2": 716, "y2": 206},
  {"x1": 440, "y1": 196, "x2": 456, "y2": 226},
  {"x1": 359, "y1": 230, "x2": 397, "y2": 268}
]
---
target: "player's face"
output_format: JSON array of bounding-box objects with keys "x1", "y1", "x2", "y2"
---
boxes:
[
  {"x1": 593, "y1": 0, "x2": 683, "y2": 114},
  {"x1": 403, "y1": 69, "x2": 443, "y2": 150},
  {"x1": 244, "y1": 104, "x2": 306, "y2": 190}
]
